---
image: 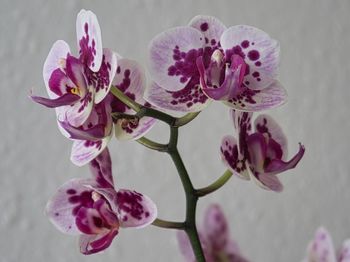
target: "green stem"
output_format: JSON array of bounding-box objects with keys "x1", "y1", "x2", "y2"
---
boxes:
[
  {"x1": 174, "y1": 112, "x2": 201, "y2": 127},
  {"x1": 136, "y1": 137, "x2": 168, "y2": 152},
  {"x1": 152, "y1": 218, "x2": 185, "y2": 229},
  {"x1": 196, "y1": 170, "x2": 233, "y2": 197}
]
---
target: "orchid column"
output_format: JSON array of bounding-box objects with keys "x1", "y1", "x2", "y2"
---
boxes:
[{"x1": 31, "y1": 11, "x2": 305, "y2": 262}]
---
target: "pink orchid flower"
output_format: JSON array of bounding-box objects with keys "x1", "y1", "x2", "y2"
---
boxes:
[
  {"x1": 31, "y1": 9, "x2": 117, "y2": 127},
  {"x1": 147, "y1": 15, "x2": 286, "y2": 113},
  {"x1": 221, "y1": 110, "x2": 305, "y2": 192},
  {"x1": 178, "y1": 204, "x2": 249, "y2": 262},
  {"x1": 303, "y1": 227, "x2": 350, "y2": 262},
  {"x1": 46, "y1": 148, "x2": 157, "y2": 255},
  {"x1": 58, "y1": 57, "x2": 157, "y2": 166}
]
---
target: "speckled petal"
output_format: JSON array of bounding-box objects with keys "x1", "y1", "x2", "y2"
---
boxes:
[
  {"x1": 58, "y1": 120, "x2": 106, "y2": 141},
  {"x1": 149, "y1": 26, "x2": 205, "y2": 91},
  {"x1": 145, "y1": 81, "x2": 211, "y2": 113},
  {"x1": 89, "y1": 148, "x2": 114, "y2": 188},
  {"x1": 203, "y1": 204, "x2": 229, "y2": 250},
  {"x1": 70, "y1": 132, "x2": 112, "y2": 167},
  {"x1": 116, "y1": 189, "x2": 157, "y2": 229},
  {"x1": 94, "y1": 48, "x2": 117, "y2": 104},
  {"x1": 265, "y1": 143, "x2": 305, "y2": 175},
  {"x1": 79, "y1": 228, "x2": 119, "y2": 255},
  {"x1": 223, "y1": 80, "x2": 287, "y2": 111},
  {"x1": 189, "y1": 15, "x2": 226, "y2": 47},
  {"x1": 43, "y1": 40, "x2": 71, "y2": 98},
  {"x1": 112, "y1": 58, "x2": 157, "y2": 140},
  {"x1": 220, "y1": 135, "x2": 250, "y2": 180},
  {"x1": 305, "y1": 227, "x2": 336, "y2": 262},
  {"x1": 338, "y1": 239, "x2": 350, "y2": 262},
  {"x1": 254, "y1": 114, "x2": 288, "y2": 158},
  {"x1": 221, "y1": 25, "x2": 280, "y2": 89},
  {"x1": 76, "y1": 9, "x2": 103, "y2": 72},
  {"x1": 45, "y1": 178, "x2": 94, "y2": 235}
]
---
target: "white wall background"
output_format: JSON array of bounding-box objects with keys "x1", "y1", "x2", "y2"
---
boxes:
[{"x1": 1, "y1": 0, "x2": 350, "y2": 261}]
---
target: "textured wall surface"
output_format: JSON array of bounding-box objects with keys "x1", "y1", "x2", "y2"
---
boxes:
[{"x1": 1, "y1": 0, "x2": 350, "y2": 261}]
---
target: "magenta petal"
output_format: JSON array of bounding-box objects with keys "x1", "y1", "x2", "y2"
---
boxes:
[
  {"x1": 253, "y1": 173, "x2": 284, "y2": 192},
  {"x1": 45, "y1": 178, "x2": 94, "y2": 235},
  {"x1": 116, "y1": 189, "x2": 157, "y2": 228},
  {"x1": 203, "y1": 204, "x2": 229, "y2": 250},
  {"x1": 265, "y1": 143, "x2": 305, "y2": 175},
  {"x1": 149, "y1": 26, "x2": 205, "y2": 91},
  {"x1": 221, "y1": 25, "x2": 280, "y2": 90},
  {"x1": 94, "y1": 48, "x2": 117, "y2": 104},
  {"x1": 65, "y1": 55, "x2": 88, "y2": 93},
  {"x1": 246, "y1": 133, "x2": 267, "y2": 174},
  {"x1": 223, "y1": 80, "x2": 287, "y2": 111},
  {"x1": 254, "y1": 114, "x2": 288, "y2": 158},
  {"x1": 189, "y1": 15, "x2": 226, "y2": 47},
  {"x1": 79, "y1": 229, "x2": 118, "y2": 255},
  {"x1": 145, "y1": 81, "x2": 211, "y2": 113},
  {"x1": 43, "y1": 40, "x2": 71, "y2": 98},
  {"x1": 58, "y1": 121, "x2": 106, "y2": 141},
  {"x1": 76, "y1": 9, "x2": 103, "y2": 72},
  {"x1": 338, "y1": 240, "x2": 350, "y2": 262},
  {"x1": 89, "y1": 148, "x2": 114, "y2": 188},
  {"x1": 30, "y1": 93, "x2": 80, "y2": 108}
]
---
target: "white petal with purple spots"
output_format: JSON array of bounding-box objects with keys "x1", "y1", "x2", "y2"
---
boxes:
[{"x1": 221, "y1": 25, "x2": 280, "y2": 90}]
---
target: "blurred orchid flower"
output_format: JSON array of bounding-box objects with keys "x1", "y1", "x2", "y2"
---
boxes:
[
  {"x1": 147, "y1": 15, "x2": 286, "y2": 113},
  {"x1": 221, "y1": 110, "x2": 305, "y2": 192},
  {"x1": 31, "y1": 9, "x2": 117, "y2": 127},
  {"x1": 178, "y1": 204, "x2": 249, "y2": 262},
  {"x1": 303, "y1": 227, "x2": 350, "y2": 262},
  {"x1": 46, "y1": 148, "x2": 157, "y2": 255}
]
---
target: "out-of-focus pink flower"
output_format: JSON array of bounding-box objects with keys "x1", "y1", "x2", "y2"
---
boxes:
[
  {"x1": 178, "y1": 204, "x2": 249, "y2": 262},
  {"x1": 46, "y1": 148, "x2": 157, "y2": 254},
  {"x1": 303, "y1": 227, "x2": 350, "y2": 262},
  {"x1": 221, "y1": 110, "x2": 305, "y2": 192}
]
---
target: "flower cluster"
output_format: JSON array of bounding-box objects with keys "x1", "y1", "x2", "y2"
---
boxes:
[{"x1": 32, "y1": 10, "x2": 306, "y2": 259}]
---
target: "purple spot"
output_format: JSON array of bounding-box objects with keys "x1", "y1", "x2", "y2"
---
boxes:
[
  {"x1": 66, "y1": 189, "x2": 77, "y2": 195},
  {"x1": 200, "y1": 22, "x2": 209, "y2": 31},
  {"x1": 55, "y1": 212, "x2": 59, "y2": 216},
  {"x1": 241, "y1": 40, "x2": 250, "y2": 48},
  {"x1": 252, "y1": 71, "x2": 260, "y2": 77},
  {"x1": 255, "y1": 61, "x2": 261, "y2": 66},
  {"x1": 117, "y1": 191, "x2": 148, "y2": 221},
  {"x1": 248, "y1": 50, "x2": 260, "y2": 61}
]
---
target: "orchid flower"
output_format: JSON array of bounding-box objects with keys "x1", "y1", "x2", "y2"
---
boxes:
[
  {"x1": 220, "y1": 110, "x2": 305, "y2": 192},
  {"x1": 303, "y1": 227, "x2": 350, "y2": 262},
  {"x1": 46, "y1": 148, "x2": 157, "y2": 255},
  {"x1": 147, "y1": 15, "x2": 286, "y2": 113},
  {"x1": 31, "y1": 9, "x2": 117, "y2": 127},
  {"x1": 178, "y1": 204, "x2": 249, "y2": 262}
]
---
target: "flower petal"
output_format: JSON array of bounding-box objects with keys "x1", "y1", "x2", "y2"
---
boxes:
[
  {"x1": 93, "y1": 48, "x2": 118, "y2": 104},
  {"x1": 203, "y1": 204, "x2": 229, "y2": 250},
  {"x1": 149, "y1": 26, "x2": 205, "y2": 91},
  {"x1": 177, "y1": 231, "x2": 213, "y2": 262},
  {"x1": 250, "y1": 172, "x2": 284, "y2": 192},
  {"x1": 43, "y1": 40, "x2": 71, "y2": 98},
  {"x1": 223, "y1": 81, "x2": 287, "y2": 111},
  {"x1": 221, "y1": 25, "x2": 280, "y2": 90},
  {"x1": 89, "y1": 148, "x2": 114, "y2": 188},
  {"x1": 30, "y1": 93, "x2": 80, "y2": 108},
  {"x1": 224, "y1": 239, "x2": 250, "y2": 262},
  {"x1": 111, "y1": 58, "x2": 157, "y2": 139},
  {"x1": 116, "y1": 189, "x2": 157, "y2": 228},
  {"x1": 189, "y1": 15, "x2": 226, "y2": 47},
  {"x1": 254, "y1": 114, "x2": 288, "y2": 158},
  {"x1": 246, "y1": 133, "x2": 267, "y2": 174},
  {"x1": 45, "y1": 178, "x2": 94, "y2": 235},
  {"x1": 79, "y1": 229, "x2": 119, "y2": 255},
  {"x1": 145, "y1": 81, "x2": 211, "y2": 113},
  {"x1": 265, "y1": 143, "x2": 305, "y2": 175},
  {"x1": 220, "y1": 135, "x2": 250, "y2": 180},
  {"x1": 76, "y1": 9, "x2": 103, "y2": 72},
  {"x1": 338, "y1": 239, "x2": 350, "y2": 262},
  {"x1": 58, "y1": 121, "x2": 106, "y2": 141},
  {"x1": 305, "y1": 227, "x2": 337, "y2": 262},
  {"x1": 70, "y1": 133, "x2": 112, "y2": 167}
]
